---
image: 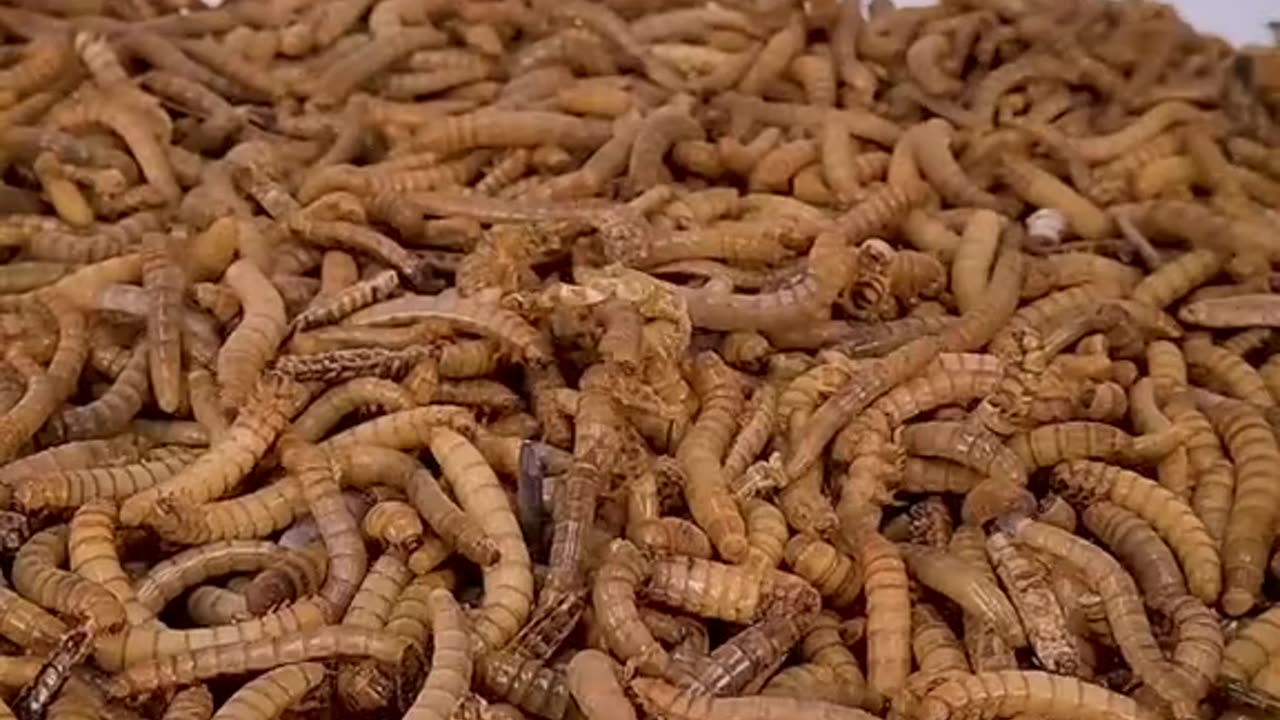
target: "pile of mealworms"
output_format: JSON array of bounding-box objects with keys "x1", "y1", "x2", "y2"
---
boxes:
[{"x1": 1, "y1": 0, "x2": 1280, "y2": 719}]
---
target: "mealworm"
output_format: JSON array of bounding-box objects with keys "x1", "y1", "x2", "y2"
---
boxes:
[
  {"x1": 0, "y1": 588, "x2": 66, "y2": 655},
  {"x1": 1128, "y1": 378, "x2": 1191, "y2": 499},
  {"x1": 131, "y1": 540, "x2": 284, "y2": 616},
  {"x1": 349, "y1": 291, "x2": 551, "y2": 365},
  {"x1": 12, "y1": 525, "x2": 125, "y2": 632},
  {"x1": 910, "y1": 670, "x2": 1161, "y2": 720},
  {"x1": 1001, "y1": 516, "x2": 1195, "y2": 715},
  {"x1": 1201, "y1": 397, "x2": 1280, "y2": 616},
  {"x1": 591, "y1": 538, "x2": 671, "y2": 680},
  {"x1": 319, "y1": 405, "x2": 476, "y2": 451},
  {"x1": 279, "y1": 437, "x2": 365, "y2": 622},
  {"x1": 118, "y1": 373, "x2": 313, "y2": 527},
  {"x1": 631, "y1": 676, "x2": 878, "y2": 720},
  {"x1": 1049, "y1": 459, "x2": 1219, "y2": 604},
  {"x1": 691, "y1": 612, "x2": 810, "y2": 696},
  {"x1": 675, "y1": 351, "x2": 747, "y2": 562},
  {"x1": 899, "y1": 542, "x2": 1025, "y2": 647},
  {"x1": 239, "y1": 542, "x2": 329, "y2": 618},
  {"x1": 1081, "y1": 501, "x2": 1187, "y2": 608},
  {"x1": 11, "y1": 623, "x2": 92, "y2": 720},
  {"x1": 0, "y1": 293, "x2": 87, "y2": 463},
  {"x1": 41, "y1": 342, "x2": 150, "y2": 445},
  {"x1": 0, "y1": 33, "x2": 72, "y2": 99},
  {"x1": 567, "y1": 649, "x2": 635, "y2": 720},
  {"x1": 910, "y1": 599, "x2": 969, "y2": 677},
  {"x1": 1184, "y1": 334, "x2": 1274, "y2": 407},
  {"x1": 49, "y1": 92, "x2": 181, "y2": 205},
  {"x1": 428, "y1": 427, "x2": 531, "y2": 652},
  {"x1": 32, "y1": 152, "x2": 94, "y2": 228},
  {"x1": 361, "y1": 501, "x2": 424, "y2": 551},
  {"x1": 137, "y1": 233, "x2": 184, "y2": 414},
  {"x1": 185, "y1": 586, "x2": 250, "y2": 626},
  {"x1": 215, "y1": 260, "x2": 288, "y2": 410},
  {"x1": 208, "y1": 663, "x2": 326, "y2": 720},
  {"x1": 400, "y1": 589, "x2": 471, "y2": 720},
  {"x1": 68, "y1": 500, "x2": 151, "y2": 624}
]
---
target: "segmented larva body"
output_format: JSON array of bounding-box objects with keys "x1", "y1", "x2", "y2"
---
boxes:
[
  {"x1": 859, "y1": 530, "x2": 911, "y2": 700},
  {"x1": 105, "y1": 626, "x2": 416, "y2": 697},
  {"x1": 675, "y1": 351, "x2": 748, "y2": 562},
  {"x1": 1201, "y1": 398, "x2": 1280, "y2": 616},
  {"x1": 913, "y1": 671, "x2": 1161, "y2": 720},
  {"x1": 67, "y1": 500, "x2": 151, "y2": 625},
  {"x1": 0, "y1": 587, "x2": 68, "y2": 654},
  {"x1": 1222, "y1": 605, "x2": 1280, "y2": 683},
  {"x1": 14, "y1": 445, "x2": 201, "y2": 513},
  {"x1": 402, "y1": 589, "x2": 472, "y2": 720},
  {"x1": 141, "y1": 232, "x2": 185, "y2": 414},
  {"x1": 289, "y1": 270, "x2": 402, "y2": 334},
  {"x1": 362, "y1": 501, "x2": 425, "y2": 550},
  {"x1": 12, "y1": 525, "x2": 126, "y2": 632},
  {"x1": 341, "y1": 549, "x2": 411, "y2": 631},
  {"x1": 631, "y1": 676, "x2": 879, "y2": 720},
  {"x1": 1050, "y1": 460, "x2": 1220, "y2": 605},
  {"x1": 898, "y1": 542, "x2": 1025, "y2": 648},
  {"x1": 119, "y1": 373, "x2": 313, "y2": 527},
  {"x1": 428, "y1": 428, "x2": 532, "y2": 652},
  {"x1": 208, "y1": 662, "x2": 327, "y2": 720},
  {"x1": 985, "y1": 531, "x2": 1079, "y2": 675},
  {"x1": 1002, "y1": 517, "x2": 1193, "y2": 715},
  {"x1": 186, "y1": 586, "x2": 251, "y2": 626},
  {"x1": 280, "y1": 437, "x2": 366, "y2": 622},
  {"x1": 1081, "y1": 502, "x2": 1187, "y2": 608},
  {"x1": 911, "y1": 600, "x2": 969, "y2": 675}
]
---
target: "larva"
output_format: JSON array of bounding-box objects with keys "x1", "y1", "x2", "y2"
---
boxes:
[
  {"x1": 428, "y1": 428, "x2": 532, "y2": 652},
  {"x1": 402, "y1": 589, "x2": 472, "y2": 720},
  {"x1": 279, "y1": 437, "x2": 366, "y2": 622},
  {"x1": 12, "y1": 525, "x2": 126, "y2": 632},
  {"x1": 118, "y1": 373, "x2": 313, "y2": 527},
  {"x1": 207, "y1": 663, "x2": 326, "y2": 720}
]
